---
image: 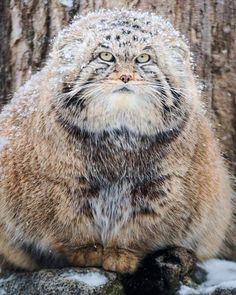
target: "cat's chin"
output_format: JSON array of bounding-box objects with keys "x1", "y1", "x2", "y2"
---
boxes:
[{"x1": 108, "y1": 92, "x2": 139, "y2": 111}]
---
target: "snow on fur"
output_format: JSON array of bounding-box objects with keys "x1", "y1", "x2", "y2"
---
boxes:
[{"x1": 0, "y1": 138, "x2": 9, "y2": 152}]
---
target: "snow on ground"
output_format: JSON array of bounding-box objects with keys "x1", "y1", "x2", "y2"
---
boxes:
[
  {"x1": 178, "y1": 259, "x2": 236, "y2": 295},
  {"x1": 0, "y1": 137, "x2": 9, "y2": 152},
  {"x1": 0, "y1": 275, "x2": 15, "y2": 285},
  {"x1": 61, "y1": 271, "x2": 108, "y2": 287}
]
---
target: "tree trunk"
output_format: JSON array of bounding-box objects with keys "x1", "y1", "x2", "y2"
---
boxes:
[{"x1": 0, "y1": 0, "x2": 235, "y2": 253}]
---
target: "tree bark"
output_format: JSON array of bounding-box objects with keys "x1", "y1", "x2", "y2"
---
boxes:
[{"x1": 0, "y1": 0, "x2": 235, "y2": 255}]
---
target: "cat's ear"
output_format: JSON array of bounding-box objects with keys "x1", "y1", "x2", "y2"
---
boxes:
[
  {"x1": 169, "y1": 40, "x2": 190, "y2": 64},
  {"x1": 51, "y1": 32, "x2": 84, "y2": 64},
  {"x1": 55, "y1": 36, "x2": 84, "y2": 52}
]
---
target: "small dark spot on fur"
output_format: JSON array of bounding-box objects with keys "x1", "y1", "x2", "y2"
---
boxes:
[
  {"x1": 132, "y1": 24, "x2": 141, "y2": 30},
  {"x1": 100, "y1": 43, "x2": 110, "y2": 49},
  {"x1": 122, "y1": 28, "x2": 131, "y2": 35}
]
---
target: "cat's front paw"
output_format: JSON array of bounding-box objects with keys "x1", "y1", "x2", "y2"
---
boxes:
[
  {"x1": 103, "y1": 248, "x2": 139, "y2": 273},
  {"x1": 121, "y1": 246, "x2": 197, "y2": 295},
  {"x1": 70, "y1": 244, "x2": 103, "y2": 267}
]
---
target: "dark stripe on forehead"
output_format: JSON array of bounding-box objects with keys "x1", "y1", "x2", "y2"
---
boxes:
[
  {"x1": 98, "y1": 43, "x2": 110, "y2": 49},
  {"x1": 112, "y1": 20, "x2": 130, "y2": 26},
  {"x1": 142, "y1": 45, "x2": 154, "y2": 51},
  {"x1": 94, "y1": 22, "x2": 151, "y2": 37},
  {"x1": 132, "y1": 24, "x2": 141, "y2": 30}
]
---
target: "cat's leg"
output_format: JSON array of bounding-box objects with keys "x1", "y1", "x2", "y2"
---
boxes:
[
  {"x1": 68, "y1": 243, "x2": 103, "y2": 267},
  {"x1": 102, "y1": 247, "x2": 140, "y2": 273},
  {"x1": 0, "y1": 231, "x2": 37, "y2": 271},
  {"x1": 121, "y1": 247, "x2": 197, "y2": 295}
]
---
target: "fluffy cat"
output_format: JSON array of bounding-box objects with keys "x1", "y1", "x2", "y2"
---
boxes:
[{"x1": 0, "y1": 10, "x2": 233, "y2": 289}]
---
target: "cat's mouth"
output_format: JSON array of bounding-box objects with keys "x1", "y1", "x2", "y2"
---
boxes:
[{"x1": 113, "y1": 86, "x2": 134, "y2": 93}]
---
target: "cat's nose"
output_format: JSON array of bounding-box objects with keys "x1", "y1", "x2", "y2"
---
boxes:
[{"x1": 120, "y1": 74, "x2": 133, "y2": 83}]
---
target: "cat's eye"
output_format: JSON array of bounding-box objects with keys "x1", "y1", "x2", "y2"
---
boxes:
[
  {"x1": 99, "y1": 52, "x2": 115, "y2": 62},
  {"x1": 135, "y1": 53, "x2": 151, "y2": 64}
]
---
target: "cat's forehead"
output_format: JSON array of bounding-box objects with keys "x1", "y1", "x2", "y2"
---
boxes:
[
  {"x1": 62, "y1": 10, "x2": 182, "y2": 46},
  {"x1": 95, "y1": 25, "x2": 153, "y2": 57},
  {"x1": 85, "y1": 11, "x2": 179, "y2": 44},
  {"x1": 82, "y1": 13, "x2": 177, "y2": 56}
]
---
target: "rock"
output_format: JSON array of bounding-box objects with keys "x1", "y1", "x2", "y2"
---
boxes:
[
  {"x1": 0, "y1": 268, "x2": 124, "y2": 295},
  {"x1": 178, "y1": 259, "x2": 236, "y2": 295},
  {"x1": 1, "y1": 258, "x2": 236, "y2": 295},
  {"x1": 210, "y1": 289, "x2": 236, "y2": 295},
  {"x1": 190, "y1": 265, "x2": 208, "y2": 285}
]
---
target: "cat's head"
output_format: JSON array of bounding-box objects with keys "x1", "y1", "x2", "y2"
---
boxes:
[{"x1": 48, "y1": 10, "x2": 199, "y2": 141}]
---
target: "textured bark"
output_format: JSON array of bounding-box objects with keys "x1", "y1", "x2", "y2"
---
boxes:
[{"x1": 0, "y1": 0, "x2": 235, "y2": 254}]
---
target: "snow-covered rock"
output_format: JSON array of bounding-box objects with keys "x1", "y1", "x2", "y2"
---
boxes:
[
  {"x1": 0, "y1": 268, "x2": 123, "y2": 295},
  {"x1": 0, "y1": 259, "x2": 235, "y2": 295},
  {"x1": 179, "y1": 259, "x2": 236, "y2": 295}
]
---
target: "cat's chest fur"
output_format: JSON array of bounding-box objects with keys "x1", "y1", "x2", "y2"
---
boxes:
[
  {"x1": 88, "y1": 181, "x2": 133, "y2": 243},
  {"x1": 78, "y1": 140, "x2": 165, "y2": 243}
]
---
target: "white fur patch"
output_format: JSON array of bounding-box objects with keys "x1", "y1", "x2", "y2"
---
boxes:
[
  {"x1": 89, "y1": 182, "x2": 132, "y2": 243},
  {"x1": 109, "y1": 92, "x2": 138, "y2": 110}
]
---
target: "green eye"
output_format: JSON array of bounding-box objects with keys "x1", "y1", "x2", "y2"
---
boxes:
[
  {"x1": 136, "y1": 53, "x2": 151, "y2": 63},
  {"x1": 99, "y1": 52, "x2": 115, "y2": 62}
]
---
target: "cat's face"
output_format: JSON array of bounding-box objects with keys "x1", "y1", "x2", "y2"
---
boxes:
[{"x1": 51, "y1": 10, "x2": 198, "y2": 139}]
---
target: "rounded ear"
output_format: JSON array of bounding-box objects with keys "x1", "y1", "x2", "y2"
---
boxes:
[
  {"x1": 50, "y1": 18, "x2": 86, "y2": 64},
  {"x1": 53, "y1": 35, "x2": 84, "y2": 52},
  {"x1": 51, "y1": 33, "x2": 84, "y2": 63},
  {"x1": 169, "y1": 40, "x2": 190, "y2": 63}
]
